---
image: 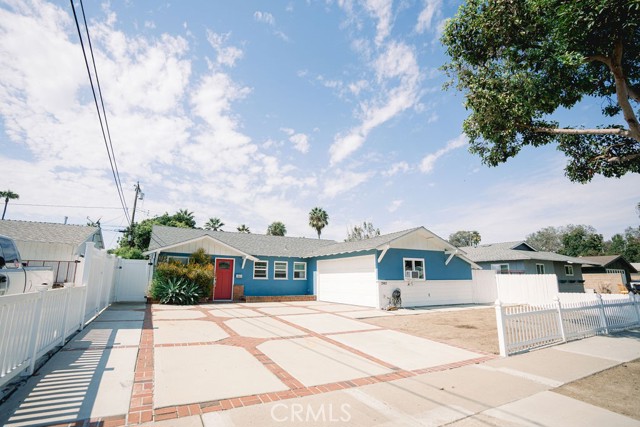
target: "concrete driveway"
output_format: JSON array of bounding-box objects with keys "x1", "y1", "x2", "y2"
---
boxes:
[{"x1": 2, "y1": 302, "x2": 639, "y2": 427}]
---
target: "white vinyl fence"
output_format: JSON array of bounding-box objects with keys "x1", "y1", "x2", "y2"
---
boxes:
[
  {"x1": 495, "y1": 293, "x2": 640, "y2": 356},
  {"x1": 0, "y1": 242, "x2": 119, "y2": 390}
]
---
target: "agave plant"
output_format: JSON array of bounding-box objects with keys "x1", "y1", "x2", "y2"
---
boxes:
[{"x1": 156, "y1": 277, "x2": 202, "y2": 305}]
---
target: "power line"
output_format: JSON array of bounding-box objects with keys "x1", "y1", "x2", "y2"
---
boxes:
[
  {"x1": 69, "y1": 0, "x2": 131, "y2": 225},
  {"x1": 14, "y1": 203, "x2": 122, "y2": 209}
]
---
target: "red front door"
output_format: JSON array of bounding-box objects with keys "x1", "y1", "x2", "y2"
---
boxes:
[{"x1": 214, "y1": 259, "x2": 233, "y2": 300}]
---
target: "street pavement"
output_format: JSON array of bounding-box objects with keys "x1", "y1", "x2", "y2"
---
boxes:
[{"x1": 0, "y1": 302, "x2": 638, "y2": 427}]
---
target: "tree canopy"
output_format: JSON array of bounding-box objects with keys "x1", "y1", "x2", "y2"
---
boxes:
[
  {"x1": 237, "y1": 224, "x2": 250, "y2": 233},
  {"x1": 204, "y1": 217, "x2": 224, "y2": 231},
  {"x1": 0, "y1": 189, "x2": 19, "y2": 220},
  {"x1": 448, "y1": 230, "x2": 481, "y2": 247},
  {"x1": 308, "y1": 207, "x2": 329, "y2": 239},
  {"x1": 442, "y1": 0, "x2": 640, "y2": 182},
  {"x1": 345, "y1": 222, "x2": 381, "y2": 242},
  {"x1": 267, "y1": 221, "x2": 287, "y2": 236}
]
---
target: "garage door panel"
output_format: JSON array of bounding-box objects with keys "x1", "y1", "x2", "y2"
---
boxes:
[{"x1": 316, "y1": 255, "x2": 378, "y2": 308}]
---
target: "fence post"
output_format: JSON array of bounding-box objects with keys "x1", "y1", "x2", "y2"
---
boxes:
[
  {"x1": 26, "y1": 288, "x2": 47, "y2": 375},
  {"x1": 79, "y1": 242, "x2": 95, "y2": 330},
  {"x1": 596, "y1": 293, "x2": 609, "y2": 334},
  {"x1": 494, "y1": 299, "x2": 508, "y2": 357},
  {"x1": 632, "y1": 293, "x2": 640, "y2": 326},
  {"x1": 554, "y1": 296, "x2": 567, "y2": 342},
  {"x1": 59, "y1": 286, "x2": 72, "y2": 345}
]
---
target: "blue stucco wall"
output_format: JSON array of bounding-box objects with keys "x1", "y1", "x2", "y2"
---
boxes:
[
  {"x1": 158, "y1": 252, "x2": 312, "y2": 296},
  {"x1": 376, "y1": 248, "x2": 472, "y2": 280}
]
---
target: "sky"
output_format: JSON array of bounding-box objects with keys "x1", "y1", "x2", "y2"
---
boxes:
[{"x1": 0, "y1": 0, "x2": 638, "y2": 249}]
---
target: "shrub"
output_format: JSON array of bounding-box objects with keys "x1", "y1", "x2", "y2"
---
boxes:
[
  {"x1": 151, "y1": 248, "x2": 215, "y2": 300},
  {"x1": 153, "y1": 277, "x2": 201, "y2": 305}
]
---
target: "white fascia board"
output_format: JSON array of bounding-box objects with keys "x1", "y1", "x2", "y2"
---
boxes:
[{"x1": 143, "y1": 234, "x2": 259, "y2": 262}]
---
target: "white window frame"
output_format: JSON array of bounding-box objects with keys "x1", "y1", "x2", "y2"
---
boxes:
[
  {"x1": 274, "y1": 261, "x2": 288, "y2": 280},
  {"x1": 491, "y1": 263, "x2": 510, "y2": 274},
  {"x1": 536, "y1": 264, "x2": 545, "y2": 274},
  {"x1": 253, "y1": 261, "x2": 268, "y2": 280},
  {"x1": 293, "y1": 262, "x2": 307, "y2": 280},
  {"x1": 564, "y1": 265, "x2": 574, "y2": 276},
  {"x1": 166, "y1": 256, "x2": 189, "y2": 265},
  {"x1": 403, "y1": 258, "x2": 425, "y2": 280}
]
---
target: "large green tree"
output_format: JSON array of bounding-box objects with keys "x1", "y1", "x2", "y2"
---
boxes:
[
  {"x1": 0, "y1": 190, "x2": 19, "y2": 220},
  {"x1": 267, "y1": 221, "x2": 287, "y2": 236},
  {"x1": 448, "y1": 230, "x2": 481, "y2": 247},
  {"x1": 442, "y1": 0, "x2": 640, "y2": 182},
  {"x1": 526, "y1": 226, "x2": 565, "y2": 252},
  {"x1": 560, "y1": 225, "x2": 604, "y2": 257},
  {"x1": 308, "y1": 207, "x2": 329, "y2": 239},
  {"x1": 119, "y1": 210, "x2": 198, "y2": 256}
]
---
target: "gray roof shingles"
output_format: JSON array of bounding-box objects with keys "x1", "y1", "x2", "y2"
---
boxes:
[
  {"x1": 460, "y1": 241, "x2": 588, "y2": 265},
  {"x1": 148, "y1": 225, "x2": 425, "y2": 258},
  {"x1": 0, "y1": 220, "x2": 102, "y2": 248}
]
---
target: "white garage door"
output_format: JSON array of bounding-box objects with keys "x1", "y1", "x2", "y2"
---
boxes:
[{"x1": 316, "y1": 255, "x2": 378, "y2": 307}]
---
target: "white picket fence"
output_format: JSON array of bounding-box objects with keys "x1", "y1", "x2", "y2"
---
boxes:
[
  {"x1": 495, "y1": 293, "x2": 640, "y2": 356},
  {"x1": 0, "y1": 242, "x2": 118, "y2": 390}
]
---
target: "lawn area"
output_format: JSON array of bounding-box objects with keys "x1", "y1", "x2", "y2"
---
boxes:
[{"x1": 362, "y1": 307, "x2": 499, "y2": 355}]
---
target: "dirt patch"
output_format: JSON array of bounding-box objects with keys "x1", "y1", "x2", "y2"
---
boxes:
[
  {"x1": 554, "y1": 358, "x2": 640, "y2": 420},
  {"x1": 362, "y1": 307, "x2": 499, "y2": 354}
]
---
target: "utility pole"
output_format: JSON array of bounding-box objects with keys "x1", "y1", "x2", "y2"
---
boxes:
[{"x1": 129, "y1": 182, "x2": 143, "y2": 245}]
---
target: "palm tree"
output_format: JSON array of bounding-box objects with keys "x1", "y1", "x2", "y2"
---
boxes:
[
  {"x1": 172, "y1": 209, "x2": 196, "y2": 228},
  {"x1": 267, "y1": 221, "x2": 287, "y2": 236},
  {"x1": 0, "y1": 190, "x2": 19, "y2": 220},
  {"x1": 204, "y1": 217, "x2": 225, "y2": 231},
  {"x1": 237, "y1": 224, "x2": 250, "y2": 233},
  {"x1": 308, "y1": 207, "x2": 329, "y2": 239}
]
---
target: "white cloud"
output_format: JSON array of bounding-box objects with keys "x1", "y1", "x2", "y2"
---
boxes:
[
  {"x1": 348, "y1": 80, "x2": 368, "y2": 95},
  {"x1": 290, "y1": 133, "x2": 310, "y2": 153},
  {"x1": 383, "y1": 161, "x2": 410, "y2": 176},
  {"x1": 419, "y1": 134, "x2": 468, "y2": 173},
  {"x1": 415, "y1": 0, "x2": 442, "y2": 34},
  {"x1": 206, "y1": 31, "x2": 243, "y2": 67},
  {"x1": 388, "y1": 199, "x2": 403, "y2": 213},
  {"x1": 362, "y1": 0, "x2": 393, "y2": 46},
  {"x1": 329, "y1": 42, "x2": 421, "y2": 165},
  {"x1": 253, "y1": 11, "x2": 275, "y2": 26},
  {"x1": 144, "y1": 20, "x2": 155, "y2": 29},
  {"x1": 322, "y1": 170, "x2": 373, "y2": 198}
]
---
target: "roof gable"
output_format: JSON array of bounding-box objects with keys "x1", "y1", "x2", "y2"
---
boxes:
[
  {"x1": 579, "y1": 255, "x2": 638, "y2": 272},
  {"x1": 461, "y1": 241, "x2": 587, "y2": 265}
]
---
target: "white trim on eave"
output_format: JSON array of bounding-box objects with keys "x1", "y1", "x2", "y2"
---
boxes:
[{"x1": 143, "y1": 234, "x2": 259, "y2": 262}]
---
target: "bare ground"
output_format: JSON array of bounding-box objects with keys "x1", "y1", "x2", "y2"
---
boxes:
[
  {"x1": 362, "y1": 307, "x2": 499, "y2": 354},
  {"x1": 554, "y1": 358, "x2": 640, "y2": 420}
]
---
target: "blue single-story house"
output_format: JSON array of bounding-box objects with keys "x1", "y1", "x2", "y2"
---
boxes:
[{"x1": 144, "y1": 225, "x2": 480, "y2": 308}]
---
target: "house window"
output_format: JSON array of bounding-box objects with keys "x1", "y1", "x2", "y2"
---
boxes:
[
  {"x1": 536, "y1": 264, "x2": 545, "y2": 274},
  {"x1": 166, "y1": 256, "x2": 188, "y2": 265},
  {"x1": 293, "y1": 262, "x2": 306, "y2": 280},
  {"x1": 491, "y1": 264, "x2": 510, "y2": 274},
  {"x1": 274, "y1": 261, "x2": 288, "y2": 280},
  {"x1": 254, "y1": 261, "x2": 267, "y2": 279},
  {"x1": 565, "y1": 265, "x2": 574, "y2": 276},
  {"x1": 403, "y1": 258, "x2": 425, "y2": 280}
]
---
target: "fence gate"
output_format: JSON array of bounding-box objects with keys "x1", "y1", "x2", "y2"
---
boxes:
[{"x1": 114, "y1": 259, "x2": 151, "y2": 302}]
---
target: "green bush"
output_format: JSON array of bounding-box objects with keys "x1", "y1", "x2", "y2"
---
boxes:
[
  {"x1": 153, "y1": 277, "x2": 201, "y2": 305},
  {"x1": 151, "y1": 248, "x2": 215, "y2": 300}
]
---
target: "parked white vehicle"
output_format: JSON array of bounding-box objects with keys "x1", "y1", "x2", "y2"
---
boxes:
[{"x1": 0, "y1": 234, "x2": 53, "y2": 296}]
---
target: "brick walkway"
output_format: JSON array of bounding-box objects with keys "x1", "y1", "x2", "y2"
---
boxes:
[{"x1": 36, "y1": 302, "x2": 495, "y2": 426}]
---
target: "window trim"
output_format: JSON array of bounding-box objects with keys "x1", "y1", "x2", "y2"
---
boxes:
[
  {"x1": 166, "y1": 255, "x2": 189, "y2": 265},
  {"x1": 403, "y1": 258, "x2": 425, "y2": 280},
  {"x1": 274, "y1": 261, "x2": 288, "y2": 280},
  {"x1": 253, "y1": 261, "x2": 268, "y2": 280},
  {"x1": 293, "y1": 261, "x2": 307, "y2": 280},
  {"x1": 564, "y1": 265, "x2": 574, "y2": 276},
  {"x1": 536, "y1": 263, "x2": 545, "y2": 274},
  {"x1": 491, "y1": 263, "x2": 510, "y2": 274}
]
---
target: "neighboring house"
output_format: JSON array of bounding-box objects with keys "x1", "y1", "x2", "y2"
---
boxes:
[
  {"x1": 0, "y1": 220, "x2": 104, "y2": 283},
  {"x1": 460, "y1": 241, "x2": 588, "y2": 292},
  {"x1": 144, "y1": 225, "x2": 479, "y2": 308},
  {"x1": 578, "y1": 255, "x2": 638, "y2": 293},
  {"x1": 631, "y1": 263, "x2": 640, "y2": 283}
]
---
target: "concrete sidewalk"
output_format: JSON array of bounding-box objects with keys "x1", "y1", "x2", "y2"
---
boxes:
[{"x1": 1, "y1": 302, "x2": 639, "y2": 427}]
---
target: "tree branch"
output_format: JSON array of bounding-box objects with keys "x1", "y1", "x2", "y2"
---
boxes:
[
  {"x1": 533, "y1": 127, "x2": 631, "y2": 137},
  {"x1": 609, "y1": 40, "x2": 640, "y2": 141},
  {"x1": 592, "y1": 152, "x2": 640, "y2": 164},
  {"x1": 585, "y1": 54, "x2": 611, "y2": 67}
]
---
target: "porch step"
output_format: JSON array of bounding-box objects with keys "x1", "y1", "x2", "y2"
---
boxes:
[{"x1": 243, "y1": 295, "x2": 316, "y2": 303}]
